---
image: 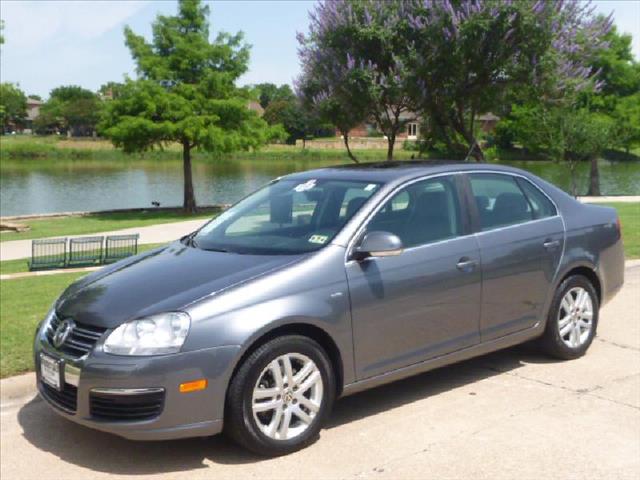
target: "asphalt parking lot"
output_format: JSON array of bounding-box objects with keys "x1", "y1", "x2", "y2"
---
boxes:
[{"x1": 2, "y1": 265, "x2": 639, "y2": 480}]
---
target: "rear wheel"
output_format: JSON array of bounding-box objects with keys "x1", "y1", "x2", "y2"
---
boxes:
[
  {"x1": 541, "y1": 275, "x2": 599, "y2": 360},
  {"x1": 225, "y1": 335, "x2": 335, "y2": 456}
]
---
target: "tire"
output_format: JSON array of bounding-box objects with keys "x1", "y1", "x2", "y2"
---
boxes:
[
  {"x1": 225, "y1": 335, "x2": 336, "y2": 456},
  {"x1": 541, "y1": 275, "x2": 599, "y2": 360}
]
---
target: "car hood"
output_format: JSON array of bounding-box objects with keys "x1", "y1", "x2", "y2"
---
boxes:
[{"x1": 56, "y1": 242, "x2": 304, "y2": 329}]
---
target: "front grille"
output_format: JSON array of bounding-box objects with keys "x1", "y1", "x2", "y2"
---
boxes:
[
  {"x1": 46, "y1": 314, "x2": 107, "y2": 357},
  {"x1": 90, "y1": 390, "x2": 165, "y2": 421},
  {"x1": 40, "y1": 381, "x2": 78, "y2": 413}
]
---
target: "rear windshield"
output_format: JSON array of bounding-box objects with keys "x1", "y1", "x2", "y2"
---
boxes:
[{"x1": 192, "y1": 178, "x2": 381, "y2": 255}]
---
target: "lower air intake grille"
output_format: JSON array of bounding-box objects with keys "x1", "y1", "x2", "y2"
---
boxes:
[
  {"x1": 90, "y1": 390, "x2": 165, "y2": 421},
  {"x1": 40, "y1": 382, "x2": 78, "y2": 413}
]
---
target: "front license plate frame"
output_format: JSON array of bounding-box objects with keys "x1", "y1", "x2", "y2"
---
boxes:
[{"x1": 40, "y1": 353, "x2": 63, "y2": 391}]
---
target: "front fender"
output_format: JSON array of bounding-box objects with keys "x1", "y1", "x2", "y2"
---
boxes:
[{"x1": 182, "y1": 245, "x2": 356, "y2": 386}]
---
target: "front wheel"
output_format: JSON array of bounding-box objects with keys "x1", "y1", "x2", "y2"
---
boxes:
[
  {"x1": 225, "y1": 335, "x2": 336, "y2": 456},
  {"x1": 541, "y1": 275, "x2": 599, "y2": 360}
]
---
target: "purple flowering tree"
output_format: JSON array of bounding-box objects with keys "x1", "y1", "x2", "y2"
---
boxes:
[
  {"x1": 297, "y1": 0, "x2": 416, "y2": 161},
  {"x1": 406, "y1": 0, "x2": 612, "y2": 160}
]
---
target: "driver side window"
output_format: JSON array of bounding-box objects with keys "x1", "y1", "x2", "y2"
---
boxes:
[{"x1": 367, "y1": 176, "x2": 462, "y2": 248}]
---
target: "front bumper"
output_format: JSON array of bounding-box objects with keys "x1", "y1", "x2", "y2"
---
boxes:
[{"x1": 34, "y1": 329, "x2": 240, "y2": 441}]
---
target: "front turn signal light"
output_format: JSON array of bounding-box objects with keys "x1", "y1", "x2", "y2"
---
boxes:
[{"x1": 180, "y1": 379, "x2": 208, "y2": 393}]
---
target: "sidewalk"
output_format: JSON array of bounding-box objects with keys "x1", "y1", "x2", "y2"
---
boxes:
[
  {"x1": 0, "y1": 218, "x2": 208, "y2": 262},
  {"x1": 578, "y1": 195, "x2": 640, "y2": 203}
]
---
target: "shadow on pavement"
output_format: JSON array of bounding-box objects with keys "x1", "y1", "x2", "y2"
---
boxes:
[{"x1": 17, "y1": 344, "x2": 555, "y2": 475}]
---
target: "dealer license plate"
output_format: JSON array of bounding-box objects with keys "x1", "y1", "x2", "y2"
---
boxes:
[{"x1": 40, "y1": 353, "x2": 62, "y2": 391}]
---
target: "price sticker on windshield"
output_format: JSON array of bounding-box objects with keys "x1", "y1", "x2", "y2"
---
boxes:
[
  {"x1": 294, "y1": 179, "x2": 317, "y2": 192},
  {"x1": 308, "y1": 234, "x2": 328, "y2": 244}
]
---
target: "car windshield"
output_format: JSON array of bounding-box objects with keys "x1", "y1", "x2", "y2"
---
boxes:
[{"x1": 191, "y1": 178, "x2": 382, "y2": 255}]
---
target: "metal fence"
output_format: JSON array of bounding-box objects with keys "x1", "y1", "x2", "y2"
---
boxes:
[
  {"x1": 67, "y1": 236, "x2": 104, "y2": 267},
  {"x1": 104, "y1": 234, "x2": 139, "y2": 263},
  {"x1": 29, "y1": 234, "x2": 140, "y2": 271},
  {"x1": 29, "y1": 238, "x2": 67, "y2": 270}
]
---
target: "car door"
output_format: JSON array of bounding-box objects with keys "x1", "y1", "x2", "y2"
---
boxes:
[
  {"x1": 464, "y1": 172, "x2": 564, "y2": 341},
  {"x1": 345, "y1": 175, "x2": 482, "y2": 380}
]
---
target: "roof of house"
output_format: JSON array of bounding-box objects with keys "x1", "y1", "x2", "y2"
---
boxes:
[
  {"x1": 477, "y1": 112, "x2": 500, "y2": 121},
  {"x1": 27, "y1": 98, "x2": 44, "y2": 106},
  {"x1": 247, "y1": 100, "x2": 264, "y2": 116}
]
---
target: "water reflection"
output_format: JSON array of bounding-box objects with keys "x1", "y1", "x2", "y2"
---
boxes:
[{"x1": 1, "y1": 157, "x2": 638, "y2": 216}]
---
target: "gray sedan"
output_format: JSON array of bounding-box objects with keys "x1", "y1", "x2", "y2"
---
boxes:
[{"x1": 34, "y1": 162, "x2": 624, "y2": 456}]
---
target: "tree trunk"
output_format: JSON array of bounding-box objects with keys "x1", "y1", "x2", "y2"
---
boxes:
[
  {"x1": 386, "y1": 133, "x2": 396, "y2": 161},
  {"x1": 182, "y1": 142, "x2": 197, "y2": 213},
  {"x1": 569, "y1": 161, "x2": 578, "y2": 197},
  {"x1": 587, "y1": 156, "x2": 601, "y2": 196},
  {"x1": 471, "y1": 144, "x2": 484, "y2": 162},
  {"x1": 342, "y1": 133, "x2": 359, "y2": 163}
]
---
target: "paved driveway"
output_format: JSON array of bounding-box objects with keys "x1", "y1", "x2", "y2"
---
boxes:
[{"x1": 2, "y1": 266, "x2": 639, "y2": 480}]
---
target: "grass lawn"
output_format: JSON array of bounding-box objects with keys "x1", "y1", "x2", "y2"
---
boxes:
[
  {"x1": 1, "y1": 210, "x2": 215, "y2": 243},
  {"x1": 0, "y1": 272, "x2": 85, "y2": 377},
  {"x1": 0, "y1": 135, "x2": 415, "y2": 162},
  {"x1": 604, "y1": 202, "x2": 640, "y2": 260}
]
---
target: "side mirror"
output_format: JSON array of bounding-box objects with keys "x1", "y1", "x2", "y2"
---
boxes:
[{"x1": 353, "y1": 231, "x2": 404, "y2": 260}]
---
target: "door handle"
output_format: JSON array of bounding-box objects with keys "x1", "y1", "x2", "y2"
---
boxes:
[
  {"x1": 543, "y1": 239, "x2": 560, "y2": 250},
  {"x1": 456, "y1": 257, "x2": 477, "y2": 272}
]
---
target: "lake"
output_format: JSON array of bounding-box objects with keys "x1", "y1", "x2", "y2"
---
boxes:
[{"x1": 1, "y1": 157, "x2": 639, "y2": 216}]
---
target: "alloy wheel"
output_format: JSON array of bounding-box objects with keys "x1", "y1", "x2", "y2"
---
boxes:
[
  {"x1": 558, "y1": 287, "x2": 594, "y2": 349},
  {"x1": 251, "y1": 353, "x2": 323, "y2": 441}
]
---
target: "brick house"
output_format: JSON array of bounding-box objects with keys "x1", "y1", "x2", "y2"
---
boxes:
[{"x1": 341, "y1": 110, "x2": 421, "y2": 140}]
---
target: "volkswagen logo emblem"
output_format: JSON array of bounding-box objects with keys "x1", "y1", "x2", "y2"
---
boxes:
[{"x1": 53, "y1": 319, "x2": 75, "y2": 348}]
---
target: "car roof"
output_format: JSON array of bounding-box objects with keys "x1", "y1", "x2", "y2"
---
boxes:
[{"x1": 284, "y1": 160, "x2": 530, "y2": 184}]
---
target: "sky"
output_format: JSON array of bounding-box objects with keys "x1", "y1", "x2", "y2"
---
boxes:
[{"x1": 1, "y1": 0, "x2": 639, "y2": 99}]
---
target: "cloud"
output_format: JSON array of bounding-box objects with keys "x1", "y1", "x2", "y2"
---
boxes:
[{"x1": 1, "y1": 0, "x2": 148, "y2": 51}]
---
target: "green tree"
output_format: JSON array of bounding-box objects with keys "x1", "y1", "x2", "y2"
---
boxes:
[
  {"x1": 263, "y1": 98, "x2": 326, "y2": 147},
  {"x1": 99, "y1": 0, "x2": 275, "y2": 213},
  {"x1": 407, "y1": 0, "x2": 612, "y2": 161},
  {"x1": 612, "y1": 93, "x2": 640, "y2": 154},
  {"x1": 504, "y1": 103, "x2": 613, "y2": 196},
  {"x1": 98, "y1": 81, "x2": 126, "y2": 100},
  {"x1": 0, "y1": 20, "x2": 4, "y2": 45},
  {"x1": 565, "y1": 112, "x2": 614, "y2": 196},
  {"x1": 36, "y1": 86, "x2": 100, "y2": 136},
  {"x1": 254, "y1": 83, "x2": 295, "y2": 109},
  {"x1": 582, "y1": 24, "x2": 640, "y2": 112},
  {"x1": 0, "y1": 83, "x2": 27, "y2": 132},
  {"x1": 297, "y1": 1, "x2": 415, "y2": 161}
]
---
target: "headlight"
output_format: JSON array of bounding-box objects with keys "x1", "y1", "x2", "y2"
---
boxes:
[{"x1": 103, "y1": 312, "x2": 191, "y2": 356}]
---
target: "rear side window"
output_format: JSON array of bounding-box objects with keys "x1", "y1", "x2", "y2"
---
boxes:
[
  {"x1": 515, "y1": 178, "x2": 557, "y2": 219},
  {"x1": 469, "y1": 174, "x2": 533, "y2": 231}
]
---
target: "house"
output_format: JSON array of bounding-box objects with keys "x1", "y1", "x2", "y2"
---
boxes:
[
  {"x1": 477, "y1": 112, "x2": 500, "y2": 133},
  {"x1": 20, "y1": 97, "x2": 44, "y2": 133},
  {"x1": 247, "y1": 100, "x2": 264, "y2": 117},
  {"x1": 26, "y1": 98, "x2": 43, "y2": 123},
  {"x1": 341, "y1": 110, "x2": 422, "y2": 140}
]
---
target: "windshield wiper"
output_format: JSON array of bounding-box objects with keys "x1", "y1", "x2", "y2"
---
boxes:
[
  {"x1": 181, "y1": 232, "x2": 199, "y2": 248},
  {"x1": 201, "y1": 246, "x2": 229, "y2": 253}
]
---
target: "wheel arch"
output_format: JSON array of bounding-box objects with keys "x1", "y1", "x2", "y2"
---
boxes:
[
  {"x1": 226, "y1": 321, "x2": 346, "y2": 400},
  {"x1": 555, "y1": 263, "x2": 602, "y2": 305}
]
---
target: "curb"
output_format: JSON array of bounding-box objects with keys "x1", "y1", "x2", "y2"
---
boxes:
[{"x1": 0, "y1": 372, "x2": 36, "y2": 404}]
